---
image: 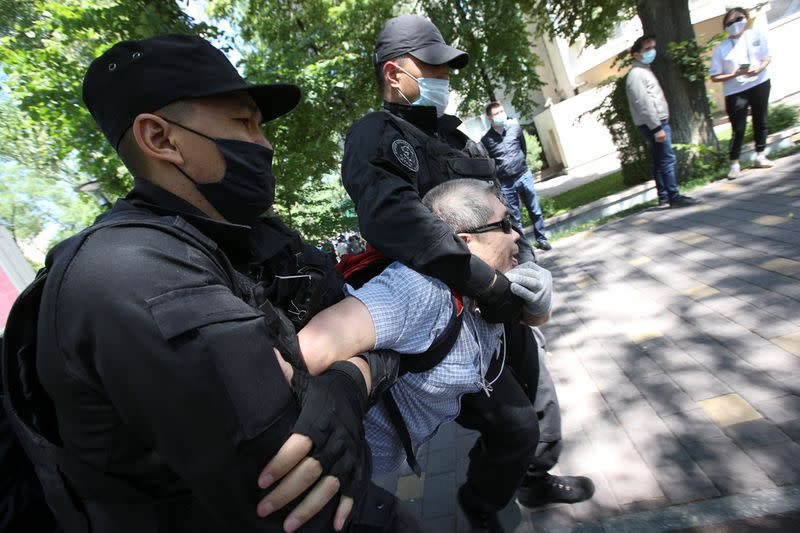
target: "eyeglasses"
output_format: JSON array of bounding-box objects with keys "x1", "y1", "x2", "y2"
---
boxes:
[
  {"x1": 726, "y1": 15, "x2": 746, "y2": 25},
  {"x1": 463, "y1": 214, "x2": 514, "y2": 235}
]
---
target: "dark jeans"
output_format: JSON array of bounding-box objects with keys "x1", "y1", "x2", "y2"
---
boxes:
[
  {"x1": 638, "y1": 122, "x2": 680, "y2": 202},
  {"x1": 500, "y1": 169, "x2": 547, "y2": 242},
  {"x1": 725, "y1": 79, "x2": 771, "y2": 160},
  {"x1": 456, "y1": 324, "x2": 540, "y2": 512}
]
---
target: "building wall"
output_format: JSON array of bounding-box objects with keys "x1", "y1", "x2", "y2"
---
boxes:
[
  {"x1": 532, "y1": 85, "x2": 618, "y2": 171},
  {"x1": 0, "y1": 227, "x2": 35, "y2": 333}
]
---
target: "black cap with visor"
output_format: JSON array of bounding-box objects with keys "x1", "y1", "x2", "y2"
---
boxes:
[
  {"x1": 82, "y1": 34, "x2": 301, "y2": 148},
  {"x1": 373, "y1": 15, "x2": 469, "y2": 68}
]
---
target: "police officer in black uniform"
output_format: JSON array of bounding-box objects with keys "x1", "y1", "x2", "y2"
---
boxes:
[
  {"x1": 341, "y1": 15, "x2": 558, "y2": 533},
  {"x1": 2, "y1": 35, "x2": 418, "y2": 533}
]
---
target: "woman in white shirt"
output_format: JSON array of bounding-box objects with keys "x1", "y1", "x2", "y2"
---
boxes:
[{"x1": 710, "y1": 7, "x2": 773, "y2": 179}]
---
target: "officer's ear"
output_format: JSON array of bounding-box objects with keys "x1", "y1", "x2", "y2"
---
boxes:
[
  {"x1": 383, "y1": 60, "x2": 403, "y2": 91},
  {"x1": 132, "y1": 113, "x2": 185, "y2": 167}
]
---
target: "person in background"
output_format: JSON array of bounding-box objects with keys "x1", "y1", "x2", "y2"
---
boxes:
[
  {"x1": 626, "y1": 34, "x2": 697, "y2": 208},
  {"x1": 335, "y1": 235, "x2": 349, "y2": 259},
  {"x1": 710, "y1": 6, "x2": 773, "y2": 179},
  {"x1": 481, "y1": 102, "x2": 551, "y2": 251}
]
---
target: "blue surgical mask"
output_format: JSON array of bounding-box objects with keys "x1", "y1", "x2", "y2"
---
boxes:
[
  {"x1": 396, "y1": 64, "x2": 450, "y2": 116},
  {"x1": 492, "y1": 112, "x2": 508, "y2": 126},
  {"x1": 641, "y1": 49, "x2": 657, "y2": 65}
]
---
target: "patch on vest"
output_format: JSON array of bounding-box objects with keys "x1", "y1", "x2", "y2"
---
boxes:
[{"x1": 391, "y1": 139, "x2": 419, "y2": 172}]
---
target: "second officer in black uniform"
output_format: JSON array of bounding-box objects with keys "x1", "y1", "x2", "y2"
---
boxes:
[{"x1": 341, "y1": 15, "x2": 558, "y2": 533}]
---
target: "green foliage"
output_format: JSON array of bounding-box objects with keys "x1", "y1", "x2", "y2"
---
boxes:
[
  {"x1": 0, "y1": 161, "x2": 100, "y2": 267},
  {"x1": 593, "y1": 76, "x2": 653, "y2": 186},
  {"x1": 208, "y1": 0, "x2": 393, "y2": 227},
  {"x1": 278, "y1": 176, "x2": 358, "y2": 242},
  {"x1": 519, "y1": 0, "x2": 636, "y2": 47},
  {"x1": 768, "y1": 104, "x2": 800, "y2": 133},
  {"x1": 523, "y1": 130, "x2": 543, "y2": 172},
  {"x1": 672, "y1": 143, "x2": 727, "y2": 182},
  {"x1": 666, "y1": 34, "x2": 724, "y2": 83},
  {"x1": 0, "y1": 0, "x2": 217, "y2": 199},
  {"x1": 418, "y1": 1, "x2": 544, "y2": 118}
]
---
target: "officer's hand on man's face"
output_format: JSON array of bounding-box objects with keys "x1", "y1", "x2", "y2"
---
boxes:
[{"x1": 255, "y1": 350, "x2": 365, "y2": 532}]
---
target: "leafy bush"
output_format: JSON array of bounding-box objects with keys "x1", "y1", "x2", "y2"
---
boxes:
[
  {"x1": 673, "y1": 143, "x2": 727, "y2": 181},
  {"x1": 593, "y1": 75, "x2": 653, "y2": 187},
  {"x1": 666, "y1": 34, "x2": 725, "y2": 83},
  {"x1": 767, "y1": 104, "x2": 799, "y2": 134},
  {"x1": 523, "y1": 130, "x2": 544, "y2": 172}
]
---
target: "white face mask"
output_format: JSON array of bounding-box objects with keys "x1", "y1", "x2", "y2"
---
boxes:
[
  {"x1": 395, "y1": 63, "x2": 450, "y2": 116},
  {"x1": 726, "y1": 20, "x2": 746, "y2": 36}
]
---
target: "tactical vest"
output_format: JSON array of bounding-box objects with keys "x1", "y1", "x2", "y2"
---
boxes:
[{"x1": 380, "y1": 109, "x2": 497, "y2": 197}]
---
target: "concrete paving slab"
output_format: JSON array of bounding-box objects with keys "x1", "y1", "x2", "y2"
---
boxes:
[
  {"x1": 750, "y1": 394, "x2": 800, "y2": 424},
  {"x1": 771, "y1": 331, "x2": 800, "y2": 357},
  {"x1": 682, "y1": 284, "x2": 720, "y2": 301},
  {"x1": 697, "y1": 394, "x2": 763, "y2": 428}
]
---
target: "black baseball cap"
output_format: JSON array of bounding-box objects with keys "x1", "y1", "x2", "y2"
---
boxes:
[
  {"x1": 82, "y1": 34, "x2": 301, "y2": 148},
  {"x1": 373, "y1": 15, "x2": 469, "y2": 69}
]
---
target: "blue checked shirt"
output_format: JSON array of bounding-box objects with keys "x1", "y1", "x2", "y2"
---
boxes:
[{"x1": 344, "y1": 262, "x2": 504, "y2": 474}]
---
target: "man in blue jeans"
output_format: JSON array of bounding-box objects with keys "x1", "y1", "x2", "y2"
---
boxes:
[
  {"x1": 626, "y1": 34, "x2": 697, "y2": 208},
  {"x1": 481, "y1": 102, "x2": 552, "y2": 250}
]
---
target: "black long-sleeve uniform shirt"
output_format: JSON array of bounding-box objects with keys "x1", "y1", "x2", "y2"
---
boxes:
[
  {"x1": 341, "y1": 102, "x2": 496, "y2": 297},
  {"x1": 33, "y1": 179, "x2": 343, "y2": 532}
]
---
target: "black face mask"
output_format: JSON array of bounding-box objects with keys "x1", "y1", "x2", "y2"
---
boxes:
[{"x1": 161, "y1": 117, "x2": 276, "y2": 225}]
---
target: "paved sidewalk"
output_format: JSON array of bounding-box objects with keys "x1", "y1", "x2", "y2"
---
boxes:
[{"x1": 373, "y1": 153, "x2": 800, "y2": 532}]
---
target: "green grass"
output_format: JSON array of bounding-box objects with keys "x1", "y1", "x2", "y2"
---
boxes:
[{"x1": 522, "y1": 170, "x2": 626, "y2": 227}]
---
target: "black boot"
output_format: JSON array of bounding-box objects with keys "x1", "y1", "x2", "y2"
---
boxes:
[{"x1": 516, "y1": 473, "x2": 595, "y2": 508}]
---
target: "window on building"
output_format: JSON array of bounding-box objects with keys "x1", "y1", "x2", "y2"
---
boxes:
[{"x1": 768, "y1": 0, "x2": 800, "y2": 24}]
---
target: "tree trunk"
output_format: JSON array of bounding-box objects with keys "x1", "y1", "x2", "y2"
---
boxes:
[{"x1": 636, "y1": 0, "x2": 718, "y2": 149}]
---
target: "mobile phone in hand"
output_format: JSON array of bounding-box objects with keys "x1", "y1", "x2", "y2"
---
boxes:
[{"x1": 739, "y1": 63, "x2": 751, "y2": 70}]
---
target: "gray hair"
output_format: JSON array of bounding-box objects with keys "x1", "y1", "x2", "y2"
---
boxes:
[{"x1": 422, "y1": 179, "x2": 501, "y2": 233}]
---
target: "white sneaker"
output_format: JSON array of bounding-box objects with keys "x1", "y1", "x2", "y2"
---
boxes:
[
  {"x1": 753, "y1": 154, "x2": 774, "y2": 168},
  {"x1": 727, "y1": 163, "x2": 741, "y2": 179}
]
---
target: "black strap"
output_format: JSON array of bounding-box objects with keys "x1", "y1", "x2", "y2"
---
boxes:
[
  {"x1": 399, "y1": 294, "x2": 463, "y2": 375},
  {"x1": 382, "y1": 391, "x2": 422, "y2": 477},
  {"x1": 386, "y1": 294, "x2": 464, "y2": 476}
]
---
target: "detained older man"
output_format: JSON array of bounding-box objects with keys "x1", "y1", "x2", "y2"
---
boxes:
[{"x1": 283, "y1": 179, "x2": 553, "y2": 532}]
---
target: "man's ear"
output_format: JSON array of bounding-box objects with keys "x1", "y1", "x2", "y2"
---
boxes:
[
  {"x1": 457, "y1": 232, "x2": 473, "y2": 245},
  {"x1": 132, "y1": 113, "x2": 185, "y2": 166},
  {"x1": 383, "y1": 61, "x2": 402, "y2": 90}
]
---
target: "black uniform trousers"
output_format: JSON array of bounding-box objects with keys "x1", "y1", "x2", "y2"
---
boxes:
[
  {"x1": 456, "y1": 323, "x2": 541, "y2": 511},
  {"x1": 725, "y1": 79, "x2": 771, "y2": 160},
  {"x1": 526, "y1": 332, "x2": 563, "y2": 480}
]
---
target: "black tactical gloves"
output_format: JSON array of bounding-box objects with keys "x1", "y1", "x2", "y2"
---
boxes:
[{"x1": 289, "y1": 361, "x2": 369, "y2": 496}]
